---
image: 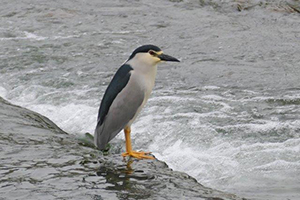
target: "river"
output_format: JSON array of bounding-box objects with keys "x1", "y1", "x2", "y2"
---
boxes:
[{"x1": 1, "y1": 0, "x2": 300, "y2": 199}]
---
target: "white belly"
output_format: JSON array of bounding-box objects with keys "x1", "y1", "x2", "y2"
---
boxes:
[{"x1": 127, "y1": 66, "x2": 157, "y2": 126}]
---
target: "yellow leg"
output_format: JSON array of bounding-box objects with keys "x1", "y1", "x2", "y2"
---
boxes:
[{"x1": 121, "y1": 126, "x2": 154, "y2": 159}]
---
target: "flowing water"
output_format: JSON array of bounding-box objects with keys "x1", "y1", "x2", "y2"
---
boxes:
[{"x1": 1, "y1": 0, "x2": 300, "y2": 199}]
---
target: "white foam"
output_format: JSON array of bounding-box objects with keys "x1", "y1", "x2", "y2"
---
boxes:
[
  {"x1": 202, "y1": 86, "x2": 220, "y2": 90},
  {"x1": 151, "y1": 138, "x2": 240, "y2": 186},
  {"x1": 0, "y1": 31, "x2": 83, "y2": 41},
  {"x1": 0, "y1": 86, "x2": 8, "y2": 98},
  {"x1": 148, "y1": 95, "x2": 195, "y2": 103},
  {"x1": 201, "y1": 94, "x2": 226, "y2": 101},
  {"x1": 151, "y1": 135, "x2": 300, "y2": 195},
  {"x1": 24, "y1": 31, "x2": 47, "y2": 41},
  {"x1": 26, "y1": 103, "x2": 97, "y2": 134}
]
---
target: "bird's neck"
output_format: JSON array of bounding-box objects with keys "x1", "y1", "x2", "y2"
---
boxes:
[
  {"x1": 126, "y1": 59, "x2": 158, "y2": 100},
  {"x1": 126, "y1": 59, "x2": 158, "y2": 80},
  {"x1": 135, "y1": 64, "x2": 157, "y2": 92}
]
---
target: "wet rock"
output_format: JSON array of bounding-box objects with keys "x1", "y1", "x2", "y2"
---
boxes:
[
  {"x1": 0, "y1": 96, "x2": 246, "y2": 200},
  {"x1": 94, "y1": 155, "x2": 247, "y2": 200}
]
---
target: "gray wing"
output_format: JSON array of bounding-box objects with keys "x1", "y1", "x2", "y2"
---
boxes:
[
  {"x1": 97, "y1": 64, "x2": 133, "y2": 125},
  {"x1": 94, "y1": 67, "x2": 144, "y2": 150}
]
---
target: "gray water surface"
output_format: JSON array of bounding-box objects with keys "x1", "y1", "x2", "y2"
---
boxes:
[{"x1": 1, "y1": 0, "x2": 300, "y2": 199}]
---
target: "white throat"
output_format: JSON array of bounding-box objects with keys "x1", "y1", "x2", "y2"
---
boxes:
[{"x1": 126, "y1": 53, "x2": 158, "y2": 79}]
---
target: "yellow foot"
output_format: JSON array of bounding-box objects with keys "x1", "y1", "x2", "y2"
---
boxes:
[{"x1": 122, "y1": 151, "x2": 155, "y2": 159}]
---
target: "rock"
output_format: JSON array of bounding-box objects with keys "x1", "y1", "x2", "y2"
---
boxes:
[
  {"x1": 0, "y1": 96, "x2": 246, "y2": 200},
  {"x1": 93, "y1": 155, "x2": 246, "y2": 200}
]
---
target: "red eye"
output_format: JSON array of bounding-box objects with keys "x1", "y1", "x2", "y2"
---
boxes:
[{"x1": 149, "y1": 50, "x2": 156, "y2": 56}]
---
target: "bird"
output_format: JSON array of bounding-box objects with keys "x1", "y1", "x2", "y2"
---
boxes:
[{"x1": 94, "y1": 44, "x2": 180, "y2": 159}]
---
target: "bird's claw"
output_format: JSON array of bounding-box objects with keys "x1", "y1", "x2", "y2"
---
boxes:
[{"x1": 122, "y1": 151, "x2": 155, "y2": 159}]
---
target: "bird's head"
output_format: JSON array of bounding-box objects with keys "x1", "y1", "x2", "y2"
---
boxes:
[{"x1": 127, "y1": 45, "x2": 180, "y2": 66}]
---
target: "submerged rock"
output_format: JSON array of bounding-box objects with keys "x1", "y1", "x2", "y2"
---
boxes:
[{"x1": 0, "y1": 96, "x2": 246, "y2": 200}]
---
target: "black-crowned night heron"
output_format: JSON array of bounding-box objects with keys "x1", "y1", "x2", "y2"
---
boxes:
[{"x1": 94, "y1": 44, "x2": 180, "y2": 159}]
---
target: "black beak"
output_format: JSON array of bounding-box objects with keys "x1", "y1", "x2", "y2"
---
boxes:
[{"x1": 158, "y1": 53, "x2": 180, "y2": 62}]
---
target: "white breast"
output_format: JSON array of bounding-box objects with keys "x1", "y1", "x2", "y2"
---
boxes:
[{"x1": 125, "y1": 54, "x2": 158, "y2": 125}]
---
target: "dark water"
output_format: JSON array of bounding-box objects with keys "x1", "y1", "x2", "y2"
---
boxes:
[{"x1": 1, "y1": 0, "x2": 300, "y2": 199}]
